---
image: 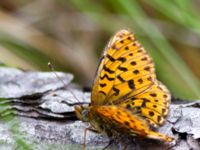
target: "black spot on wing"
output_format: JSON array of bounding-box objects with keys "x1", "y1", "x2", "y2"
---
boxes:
[
  {"x1": 103, "y1": 65, "x2": 115, "y2": 74},
  {"x1": 147, "y1": 77, "x2": 153, "y2": 81},
  {"x1": 128, "y1": 80, "x2": 135, "y2": 89},
  {"x1": 129, "y1": 53, "x2": 133, "y2": 56},
  {"x1": 154, "y1": 99, "x2": 159, "y2": 103},
  {"x1": 117, "y1": 75, "x2": 125, "y2": 82},
  {"x1": 125, "y1": 46, "x2": 129, "y2": 50},
  {"x1": 149, "y1": 111, "x2": 155, "y2": 116},
  {"x1": 99, "y1": 83, "x2": 106, "y2": 87},
  {"x1": 163, "y1": 94, "x2": 167, "y2": 98},
  {"x1": 132, "y1": 43, "x2": 137, "y2": 46},
  {"x1": 150, "y1": 93, "x2": 157, "y2": 97},
  {"x1": 127, "y1": 36, "x2": 132, "y2": 40},
  {"x1": 144, "y1": 66, "x2": 151, "y2": 71},
  {"x1": 130, "y1": 61, "x2": 136, "y2": 66},
  {"x1": 142, "y1": 97, "x2": 152, "y2": 108},
  {"x1": 141, "y1": 101, "x2": 146, "y2": 107},
  {"x1": 107, "y1": 54, "x2": 115, "y2": 62},
  {"x1": 100, "y1": 74, "x2": 115, "y2": 81},
  {"x1": 113, "y1": 87, "x2": 120, "y2": 96},
  {"x1": 137, "y1": 78, "x2": 143, "y2": 84},
  {"x1": 118, "y1": 66, "x2": 128, "y2": 71},
  {"x1": 162, "y1": 108, "x2": 167, "y2": 115},
  {"x1": 124, "y1": 121, "x2": 130, "y2": 126},
  {"x1": 117, "y1": 57, "x2": 126, "y2": 62},
  {"x1": 133, "y1": 70, "x2": 139, "y2": 74},
  {"x1": 142, "y1": 98, "x2": 151, "y2": 102},
  {"x1": 157, "y1": 115, "x2": 162, "y2": 123},
  {"x1": 141, "y1": 57, "x2": 148, "y2": 61}
]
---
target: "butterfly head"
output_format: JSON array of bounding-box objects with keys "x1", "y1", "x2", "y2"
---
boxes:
[{"x1": 74, "y1": 105, "x2": 89, "y2": 122}]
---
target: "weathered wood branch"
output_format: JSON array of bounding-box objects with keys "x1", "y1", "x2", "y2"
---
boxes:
[{"x1": 0, "y1": 67, "x2": 199, "y2": 150}]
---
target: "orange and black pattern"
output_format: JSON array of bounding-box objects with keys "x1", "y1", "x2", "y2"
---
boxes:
[{"x1": 75, "y1": 29, "x2": 173, "y2": 143}]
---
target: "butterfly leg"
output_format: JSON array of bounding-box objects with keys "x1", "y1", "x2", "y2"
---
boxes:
[{"x1": 102, "y1": 138, "x2": 114, "y2": 150}]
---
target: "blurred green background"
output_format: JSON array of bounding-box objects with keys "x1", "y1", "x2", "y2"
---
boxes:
[{"x1": 0, "y1": 0, "x2": 200, "y2": 99}]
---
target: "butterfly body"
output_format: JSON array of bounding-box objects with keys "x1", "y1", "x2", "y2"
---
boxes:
[{"x1": 75, "y1": 29, "x2": 173, "y2": 145}]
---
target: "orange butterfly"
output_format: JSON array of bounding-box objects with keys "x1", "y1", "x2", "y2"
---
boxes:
[{"x1": 75, "y1": 29, "x2": 173, "y2": 148}]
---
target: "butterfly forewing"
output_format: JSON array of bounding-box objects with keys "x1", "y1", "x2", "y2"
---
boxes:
[{"x1": 91, "y1": 30, "x2": 155, "y2": 105}]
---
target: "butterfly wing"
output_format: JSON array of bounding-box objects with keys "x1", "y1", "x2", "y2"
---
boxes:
[
  {"x1": 91, "y1": 30, "x2": 155, "y2": 105},
  {"x1": 93, "y1": 105, "x2": 173, "y2": 142},
  {"x1": 119, "y1": 81, "x2": 171, "y2": 127}
]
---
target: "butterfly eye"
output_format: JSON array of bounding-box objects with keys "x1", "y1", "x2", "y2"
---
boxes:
[{"x1": 82, "y1": 109, "x2": 89, "y2": 118}]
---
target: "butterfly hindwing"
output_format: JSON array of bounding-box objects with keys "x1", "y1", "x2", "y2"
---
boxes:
[
  {"x1": 93, "y1": 105, "x2": 173, "y2": 142},
  {"x1": 119, "y1": 81, "x2": 171, "y2": 127},
  {"x1": 95, "y1": 105, "x2": 151, "y2": 136}
]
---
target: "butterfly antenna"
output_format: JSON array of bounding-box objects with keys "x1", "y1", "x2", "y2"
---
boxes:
[{"x1": 48, "y1": 62, "x2": 81, "y2": 103}]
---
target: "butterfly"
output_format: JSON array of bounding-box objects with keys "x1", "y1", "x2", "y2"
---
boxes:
[{"x1": 75, "y1": 29, "x2": 173, "y2": 148}]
